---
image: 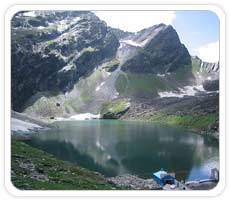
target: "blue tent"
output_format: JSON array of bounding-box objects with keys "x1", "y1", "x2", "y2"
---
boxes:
[{"x1": 153, "y1": 168, "x2": 175, "y2": 186}]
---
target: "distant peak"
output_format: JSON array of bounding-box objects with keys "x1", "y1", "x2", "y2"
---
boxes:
[
  {"x1": 192, "y1": 55, "x2": 202, "y2": 61},
  {"x1": 165, "y1": 24, "x2": 177, "y2": 32},
  {"x1": 192, "y1": 55, "x2": 219, "y2": 64},
  {"x1": 156, "y1": 23, "x2": 167, "y2": 27}
]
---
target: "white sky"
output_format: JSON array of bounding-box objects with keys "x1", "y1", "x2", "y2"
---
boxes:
[
  {"x1": 195, "y1": 41, "x2": 219, "y2": 63},
  {"x1": 95, "y1": 11, "x2": 218, "y2": 63},
  {"x1": 94, "y1": 11, "x2": 176, "y2": 32}
]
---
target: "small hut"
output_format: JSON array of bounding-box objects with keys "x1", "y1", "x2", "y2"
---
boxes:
[{"x1": 153, "y1": 168, "x2": 175, "y2": 186}]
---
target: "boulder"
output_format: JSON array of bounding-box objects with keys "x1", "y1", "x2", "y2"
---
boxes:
[{"x1": 203, "y1": 79, "x2": 219, "y2": 91}]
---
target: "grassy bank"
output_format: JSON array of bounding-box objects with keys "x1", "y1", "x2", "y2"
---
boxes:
[
  {"x1": 133, "y1": 113, "x2": 218, "y2": 136},
  {"x1": 144, "y1": 113, "x2": 217, "y2": 129},
  {"x1": 11, "y1": 138, "x2": 115, "y2": 190}
]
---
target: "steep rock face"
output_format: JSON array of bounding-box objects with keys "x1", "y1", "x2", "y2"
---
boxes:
[
  {"x1": 201, "y1": 62, "x2": 219, "y2": 73},
  {"x1": 120, "y1": 24, "x2": 191, "y2": 74},
  {"x1": 191, "y1": 56, "x2": 219, "y2": 74},
  {"x1": 191, "y1": 56, "x2": 219, "y2": 87},
  {"x1": 11, "y1": 11, "x2": 119, "y2": 111}
]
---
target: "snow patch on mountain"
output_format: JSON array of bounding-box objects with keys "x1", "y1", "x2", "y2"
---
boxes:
[
  {"x1": 23, "y1": 11, "x2": 36, "y2": 17},
  {"x1": 11, "y1": 118, "x2": 42, "y2": 133},
  {"x1": 120, "y1": 40, "x2": 142, "y2": 47},
  {"x1": 55, "y1": 113, "x2": 101, "y2": 121},
  {"x1": 95, "y1": 82, "x2": 105, "y2": 92},
  {"x1": 159, "y1": 85, "x2": 206, "y2": 98},
  {"x1": 57, "y1": 17, "x2": 81, "y2": 33},
  {"x1": 157, "y1": 73, "x2": 166, "y2": 77},
  {"x1": 37, "y1": 26, "x2": 45, "y2": 30}
]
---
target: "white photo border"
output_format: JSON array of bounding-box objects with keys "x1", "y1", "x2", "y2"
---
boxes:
[{"x1": 4, "y1": 4, "x2": 226, "y2": 197}]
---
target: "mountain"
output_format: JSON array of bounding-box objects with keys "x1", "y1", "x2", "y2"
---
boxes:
[
  {"x1": 191, "y1": 56, "x2": 219, "y2": 73},
  {"x1": 108, "y1": 27, "x2": 133, "y2": 40},
  {"x1": 11, "y1": 11, "x2": 219, "y2": 136},
  {"x1": 191, "y1": 56, "x2": 219, "y2": 91},
  {"x1": 11, "y1": 11, "x2": 119, "y2": 111},
  {"x1": 120, "y1": 24, "x2": 191, "y2": 74}
]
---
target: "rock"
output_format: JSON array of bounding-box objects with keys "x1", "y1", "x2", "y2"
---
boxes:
[
  {"x1": 11, "y1": 170, "x2": 16, "y2": 178},
  {"x1": 19, "y1": 160, "x2": 35, "y2": 171},
  {"x1": 107, "y1": 174, "x2": 161, "y2": 190},
  {"x1": 37, "y1": 167, "x2": 45, "y2": 174},
  {"x1": 186, "y1": 181, "x2": 217, "y2": 190},
  {"x1": 203, "y1": 79, "x2": 219, "y2": 91},
  {"x1": 12, "y1": 154, "x2": 25, "y2": 159},
  {"x1": 101, "y1": 58, "x2": 120, "y2": 72},
  {"x1": 101, "y1": 99, "x2": 130, "y2": 119},
  {"x1": 30, "y1": 172, "x2": 49, "y2": 182}
]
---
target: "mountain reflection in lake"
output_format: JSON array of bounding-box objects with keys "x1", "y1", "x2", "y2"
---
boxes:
[{"x1": 27, "y1": 120, "x2": 219, "y2": 181}]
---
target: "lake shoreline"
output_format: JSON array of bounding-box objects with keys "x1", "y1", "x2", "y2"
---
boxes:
[
  {"x1": 11, "y1": 111, "x2": 219, "y2": 141},
  {"x1": 11, "y1": 136, "x2": 218, "y2": 190},
  {"x1": 11, "y1": 137, "x2": 162, "y2": 190}
]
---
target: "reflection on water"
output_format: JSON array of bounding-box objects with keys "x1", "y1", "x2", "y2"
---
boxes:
[{"x1": 27, "y1": 120, "x2": 219, "y2": 181}]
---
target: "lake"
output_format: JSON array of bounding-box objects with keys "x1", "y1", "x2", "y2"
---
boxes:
[{"x1": 27, "y1": 120, "x2": 219, "y2": 181}]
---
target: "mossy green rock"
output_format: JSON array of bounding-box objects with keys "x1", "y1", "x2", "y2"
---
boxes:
[{"x1": 101, "y1": 99, "x2": 130, "y2": 119}]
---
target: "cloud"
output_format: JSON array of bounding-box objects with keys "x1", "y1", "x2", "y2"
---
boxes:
[
  {"x1": 94, "y1": 11, "x2": 176, "y2": 32},
  {"x1": 196, "y1": 41, "x2": 219, "y2": 63}
]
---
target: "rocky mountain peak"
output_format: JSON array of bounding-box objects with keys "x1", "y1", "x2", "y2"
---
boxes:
[{"x1": 120, "y1": 23, "x2": 191, "y2": 74}]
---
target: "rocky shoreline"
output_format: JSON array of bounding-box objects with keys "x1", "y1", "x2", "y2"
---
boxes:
[
  {"x1": 106, "y1": 174, "x2": 218, "y2": 190},
  {"x1": 107, "y1": 174, "x2": 161, "y2": 190}
]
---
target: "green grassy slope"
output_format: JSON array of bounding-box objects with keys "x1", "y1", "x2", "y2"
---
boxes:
[
  {"x1": 141, "y1": 113, "x2": 218, "y2": 130},
  {"x1": 11, "y1": 138, "x2": 114, "y2": 190},
  {"x1": 115, "y1": 66, "x2": 194, "y2": 98}
]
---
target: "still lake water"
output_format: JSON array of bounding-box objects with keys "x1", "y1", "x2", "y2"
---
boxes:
[{"x1": 27, "y1": 120, "x2": 219, "y2": 181}]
